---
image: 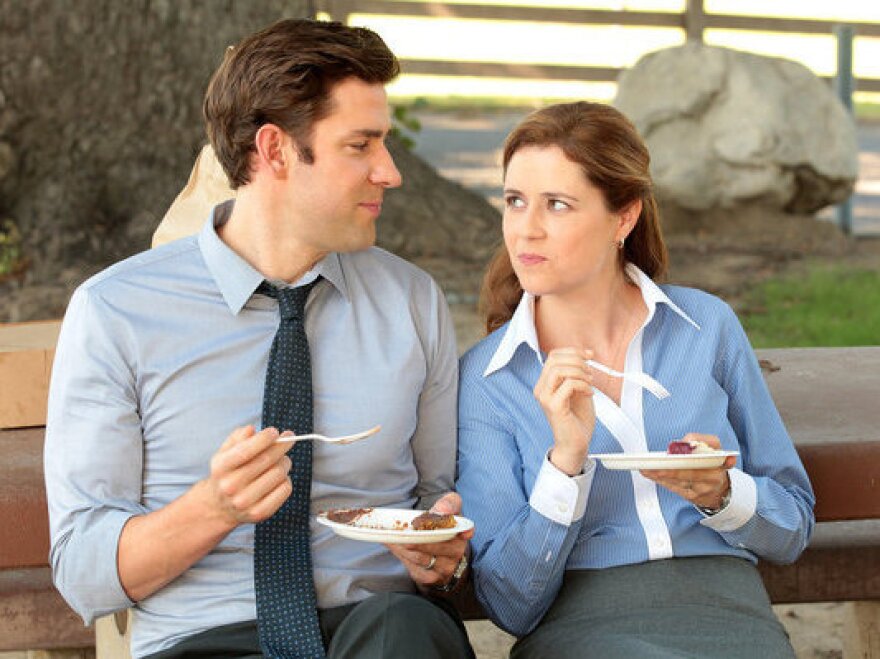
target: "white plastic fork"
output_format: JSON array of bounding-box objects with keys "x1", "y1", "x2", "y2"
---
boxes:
[
  {"x1": 586, "y1": 360, "x2": 671, "y2": 400},
  {"x1": 276, "y1": 424, "x2": 381, "y2": 445}
]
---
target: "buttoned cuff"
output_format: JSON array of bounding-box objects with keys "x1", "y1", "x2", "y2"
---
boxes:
[
  {"x1": 529, "y1": 452, "x2": 594, "y2": 526},
  {"x1": 699, "y1": 468, "x2": 756, "y2": 532}
]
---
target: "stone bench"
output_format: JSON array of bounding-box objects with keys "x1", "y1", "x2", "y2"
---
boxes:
[
  {"x1": 0, "y1": 426, "x2": 93, "y2": 652},
  {"x1": 1, "y1": 347, "x2": 878, "y2": 656}
]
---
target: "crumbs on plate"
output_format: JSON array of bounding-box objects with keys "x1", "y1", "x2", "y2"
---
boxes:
[{"x1": 324, "y1": 508, "x2": 455, "y2": 531}]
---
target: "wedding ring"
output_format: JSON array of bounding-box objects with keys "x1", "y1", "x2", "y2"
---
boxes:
[{"x1": 425, "y1": 555, "x2": 437, "y2": 570}]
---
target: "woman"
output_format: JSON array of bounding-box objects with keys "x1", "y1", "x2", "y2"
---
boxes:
[{"x1": 456, "y1": 102, "x2": 814, "y2": 658}]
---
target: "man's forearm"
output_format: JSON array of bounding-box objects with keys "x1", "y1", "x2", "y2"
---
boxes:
[
  {"x1": 117, "y1": 425, "x2": 294, "y2": 601},
  {"x1": 117, "y1": 479, "x2": 238, "y2": 602}
]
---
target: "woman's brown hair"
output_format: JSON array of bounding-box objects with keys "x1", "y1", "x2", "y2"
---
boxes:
[
  {"x1": 203, "y1": 19, "x2": 399, "y2": 188},
  {"x1": 481, "y1": 101, "x2": 668, "y2": 334}
]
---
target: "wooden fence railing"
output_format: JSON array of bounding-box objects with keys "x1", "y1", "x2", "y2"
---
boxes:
[{"x1": 316, "y1": 0, "x2": 880, "y2": 93}]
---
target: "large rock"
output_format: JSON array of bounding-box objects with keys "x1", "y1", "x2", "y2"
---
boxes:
[{"x1": 614, "y1": 43, "x2": 858, "y2": 217}]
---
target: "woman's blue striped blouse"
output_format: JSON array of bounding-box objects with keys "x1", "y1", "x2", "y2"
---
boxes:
[{"x1": 456, "y1": 265, "x2": 815, "y2": 636}]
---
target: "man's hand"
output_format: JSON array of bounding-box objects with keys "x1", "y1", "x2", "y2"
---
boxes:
[
  {"x1": 203, "y1": 425, "x2": 295, "y2": 527},
  {"x1": 384, "y1": 492, "x2": 473, "y2": 590},
  {"x1": 119, "y1": 425, "x2": 295, "y2": 602}
]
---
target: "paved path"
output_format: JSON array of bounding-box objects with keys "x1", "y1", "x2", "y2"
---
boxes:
[{"x1": 410, "y1": 109, "x2": 880, "y2": 237}]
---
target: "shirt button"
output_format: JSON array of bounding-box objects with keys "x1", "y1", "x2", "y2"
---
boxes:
[
  {"x1": 557, "y1": 503, "x2": 569, "y2": 514},
  {"x1": 652, "y1": 537, "x2": 667, "y2": 549}
]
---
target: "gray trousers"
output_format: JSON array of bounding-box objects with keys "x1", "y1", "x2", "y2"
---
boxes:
[
  {"x1": 144, "y1": 592, "x2": 475, "y2": 659},
  {"x1": 511, "y1": 556, "x2": 795, "y2": 659}
]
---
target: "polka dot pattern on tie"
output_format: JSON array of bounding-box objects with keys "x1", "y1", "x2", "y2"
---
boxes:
[{"x1": 254, "y1": 278, "x2": 325, "y2": 659}]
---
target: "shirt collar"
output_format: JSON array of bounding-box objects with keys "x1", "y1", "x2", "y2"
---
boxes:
[
  {"x1": 198, "y1": 200, "x2": 351, "y2": 314},
  {"x1": 625, "y1": 263, "x2": 700, "y2": 332},
  {"x1": 483, "y1": 291, "x2": 542, "y2": 376},
  {"x1": 483, "y1": 263, "x2": 700, "y2": 378}
]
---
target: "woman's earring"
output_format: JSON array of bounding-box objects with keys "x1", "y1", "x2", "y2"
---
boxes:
[{"x1": 617, "y1": 237, "x2": 625, "y2": 250}]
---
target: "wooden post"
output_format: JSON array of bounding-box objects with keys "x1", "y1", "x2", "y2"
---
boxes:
[
  {"x1": 96, "y1": 611, "x2": 132, "y2": 659},
  {"x1": 685, "y1": 0, "x2": 705, "y2": 43},
  {"x1": 844, "y1": 601, "x2": 880, "y2": 658},
  {"x1": 835, "y1": 23, "x2": 854, "y2": 236}
]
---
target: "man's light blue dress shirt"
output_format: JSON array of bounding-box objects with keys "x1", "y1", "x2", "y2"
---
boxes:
[
  {"x1": 456, "y1": 264, "x2": 814, "y2": 636},
  {"x1": 44, "y1": 201, "x2": 458, "y2": 657}
]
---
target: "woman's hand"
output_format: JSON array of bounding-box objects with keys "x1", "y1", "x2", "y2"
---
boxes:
[
  {"x1": 640, "y1": 433, "x2": 736, "y2": 509},
  {"x1": 534, "y1": 348, "x2": 596, "y2": 476}
]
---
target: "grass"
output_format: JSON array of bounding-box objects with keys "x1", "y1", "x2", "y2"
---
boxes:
[
  {"x1": 395, "y1": 96, "x2": 548, "y2": 113},
  {"x1": 740, "y1": 264, "x2": 880, "y2": 348},
  {"x1": 855, "y1": 101, "x2": 880, "y2": 122}
]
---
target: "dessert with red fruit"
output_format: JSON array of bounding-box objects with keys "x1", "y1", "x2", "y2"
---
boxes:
[{"x1": 667, "y1": 439, "x2": 718, "y2": 455}]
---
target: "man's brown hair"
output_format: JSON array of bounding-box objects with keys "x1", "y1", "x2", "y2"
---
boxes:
[{"x1": 203, "y1": 19, "x2": 399, "y2": 188}]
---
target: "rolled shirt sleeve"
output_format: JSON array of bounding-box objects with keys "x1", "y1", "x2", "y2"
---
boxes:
[{"x1": 45, "y1": 286, "x2": 141, "y2": 622}]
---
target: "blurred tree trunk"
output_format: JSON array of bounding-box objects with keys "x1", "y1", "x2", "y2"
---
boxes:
[{"x1": 0, "y1": 0, "x2": 498, "y2": 320}]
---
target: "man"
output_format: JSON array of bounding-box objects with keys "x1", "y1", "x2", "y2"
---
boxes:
[{"x1": 45, "y1": 19, "x2": 473, "y2": 659}]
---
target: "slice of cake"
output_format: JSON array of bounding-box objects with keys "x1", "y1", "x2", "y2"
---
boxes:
[
  {"x1": 667, "y1": 439, "x2": 718, "y2": 455},
  {"x1": 411, "y1": 511, "x2": 456, "y2": 531}
]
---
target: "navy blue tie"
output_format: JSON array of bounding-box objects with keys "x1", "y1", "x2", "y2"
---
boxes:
[{"x1": 254, "y1": 278, "x2": 324, "y2": 659}]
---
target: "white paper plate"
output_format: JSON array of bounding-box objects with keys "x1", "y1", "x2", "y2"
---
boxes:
[
  {"x1": 590, "y1": 451, "x2": 739, "y2": 470},
  {"x1": 317, "y1": 508, "x2": 473, "y2": 544}
]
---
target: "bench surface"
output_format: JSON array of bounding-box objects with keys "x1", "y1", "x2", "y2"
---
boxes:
[{"x1": 758, "y1": 347, "x2": 880, "y2": 447}]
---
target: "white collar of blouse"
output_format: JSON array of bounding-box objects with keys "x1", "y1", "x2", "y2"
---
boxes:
[{"x1": 483, "y1": 263, "x2": 700, "y2": 378}]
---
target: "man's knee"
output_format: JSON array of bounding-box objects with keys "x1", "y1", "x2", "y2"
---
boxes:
[
  {"x1": 327, "y1": 592, "x2": 473, "y2": 659},
  {"x1": 373, "y1": 592, "x2": 449, "y2": 629}
]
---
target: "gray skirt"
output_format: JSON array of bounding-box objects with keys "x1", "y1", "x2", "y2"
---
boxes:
[{"x1": 510, "y1": 556, "x2": 795, "y2": 659}]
